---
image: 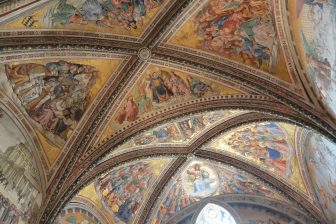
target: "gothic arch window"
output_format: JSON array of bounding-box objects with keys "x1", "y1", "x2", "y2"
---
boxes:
[{"x1": 195, "y1": 203, "x2": 237, "y2": 224}]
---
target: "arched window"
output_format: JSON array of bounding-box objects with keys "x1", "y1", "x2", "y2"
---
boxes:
[{"x1": 195, "y1": 203, "x2": 237, "y2": 224}]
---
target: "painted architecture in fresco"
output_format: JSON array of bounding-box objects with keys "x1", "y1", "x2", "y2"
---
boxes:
[
  {"x1": 0, "y1": 108, "x2": 42, "y2": 224},
  {"x1": 153, "y1": 161, "x2": 282, "y2": 224},
  {"x1": 305, "y1": 132, "x2": 336, "y2": 223},
  {"x1": 289, "y1": 0, "x2": 336, "y2": 117},
  {"x1": 54, "y1": 203, "x2": 106, "y2": 224}
]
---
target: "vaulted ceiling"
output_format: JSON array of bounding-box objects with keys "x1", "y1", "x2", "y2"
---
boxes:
[{"x1": 0, "y1": 0, "x2": 335, "y2": 224}]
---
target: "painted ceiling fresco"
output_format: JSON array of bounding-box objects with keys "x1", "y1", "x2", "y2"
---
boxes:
[
  {"x1": 208, "y1": 122, "x2": 308, "y2": 193},
  {"x1": 99, "y1": 64, "x2": 242, "y2": 143},
  {"x1": 151, "y1": 159, "x2": 287, "y2": 224},
  {"x1": 101, "y1": 110, "x2": 246, "y2": 159},
  {"x1": 304, "y1": 131, "x2": 336, "y2": 223},
  {"x1": 0, "y1": 0, "x2": 168, "y2": 38},
  {"x1": 162, "y1": 0, "x2": 294, "y2": 84},
  {"x1": 57, "y1": 157, "x2": 173, "y2": 224},
  {"x1": 0, "y1": 107, "x2": 43, "y2": 224},
  {"x1": 287, "y1": 0, "x2": 336, "y2": 118},
  {"x1": 0, "y1": 58, "x2": 122, "y2": 165},
  {"x1": 1, "y1": 0, "x2": 336, "y2": 223}
]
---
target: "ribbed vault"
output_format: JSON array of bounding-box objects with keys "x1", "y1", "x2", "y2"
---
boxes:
[{"x1": 0, "y1": 0, "x2": 335, "y2": 224}]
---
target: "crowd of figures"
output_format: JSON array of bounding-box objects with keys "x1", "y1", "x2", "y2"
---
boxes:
[
  {"x1": 5, "y1": 61, "x2": 99, "y2": 140},
  {"x1": 96, "y1": 162, "x2": 153, "y2": 223},
  {"x1": 129, "y1": 112, "x2": 224, "y2": 146},
  {"x1": 194, "y1": 0, "x2": 277, "y2": 69},
  {"x1": 224, "y1": 123, "x2": 292, "y2": 177},
  {"x1": 0, "y1": 194, "x2": 20, "y2": 224},
  {"x1": 42, "y1": 0, "x2": 163, "y2": 30},
  {"x1": 116, "y1": 69, "x2": 213, "y2": 124}
]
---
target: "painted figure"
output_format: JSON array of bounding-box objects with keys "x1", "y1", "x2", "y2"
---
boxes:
[
  {"x1": 186, "y1": 164, "x2": 214, "y2": 194},
  {"x1": 155, "y1": 162, "x2": 276, "y2": 224},
  {"x1": 116, "y1": 96, "x2": 139, "y2": 124},
  {"x1": 115, "y1": 69, "x2": 215, "y2": 124},
  {"x1": 41, "y1": 0, "x2": 164, "y2": 30},
  {"x1": 225, "y1": 123, "x2": 292, "y2": 177},
  {"x1": 97, "y1": 162, "x2": 152, "y2": 224},
  {"x1": 193, "y1": 0, "x2": 278, "y2": 70},
  {"x1": 5, "y1": 61, "x2": 99, "y2": 140}
]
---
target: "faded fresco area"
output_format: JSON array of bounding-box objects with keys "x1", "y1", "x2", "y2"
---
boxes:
[
  {"x1": 288, "y1": 0, "x2": 336, "y2": 117},
  {"x1": 305, "y1": 132, "x2": 336, "y2": 223},
  {"x1": 0, "y1": 108, "x2": 42, "y2": 224},
  {"x1": 168, "y1": 0, "x2": 292, "y2": 83},
  {"x1": 152, "y1": 160, "x2": 285, "y2": 224},
  {"x1": 95, "y1": 158, "x2": 171, "y2": 224},
  {"x1": 1, "y1": 0, "x2": 165, "y2": 37},
  {"x1": 100, "y1": 65, "x2": 241, "y2": 142},
  {"x1": 0, "y1": 59, "x2": 120, "y2": 165},
  {"x1": 209, "y1": 122, "x2": 307, "y2": 192},
  {"x1": 230, "y1": 202, "x2": 300, "y2": 224}
]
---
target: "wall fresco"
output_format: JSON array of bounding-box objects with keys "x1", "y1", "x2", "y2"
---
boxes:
[
  {"x1": 1, "y1": 0, "x2": 166, "y2": 37},
  {"x1": 99, "y1": 65, "x2": 241, "y2": 142},
  {"x1": 0, "y1": 108, "x2": 42, "y2": 224},
  {"x1": 0, "y1": 59, "x2": 121, "y2": 164},
  {"x1": 168, "y1": 0, "x2": 292, "y2": 82},
  {"x1": 209, "y1": 122, "x2": 307, "y2": 192},
  {"x1": 153, "y1": 160, "x2": 285, "y2": 224},
  {"x1": 305, "y1": 132, "x2": 336, "y2": 223},
  {"x1": 288, "y1": 0, "x2": 336, "y2": 117}
]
